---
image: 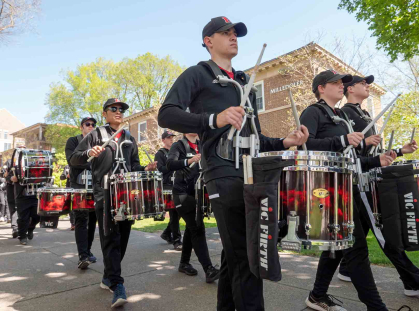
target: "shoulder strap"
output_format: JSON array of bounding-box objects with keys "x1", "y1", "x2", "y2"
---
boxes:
[
  {"x1": 124, "y1": 129, "x2": 131, "y2": 141},
  {"x1": 198, "y1": 60, "x2": 228, "y2": 87},
  {"x1": 344, "y1": 104, "x2": 372, "y2": 122},
  {"x1": 159, "y1": 148, "x2": 169, "y2": 158},
  {"x1": 97, "y1": 126, "x2": 109, "y2": 142},
  {"x1": 312, "y1": 102, "x2": 340, "y2": 124},
  {"x1": 180, "y1": 137, "x2": 191, "y2": 155},
  {"x1": 76, "y1": 134, "x2": 83, "y2": 144}
]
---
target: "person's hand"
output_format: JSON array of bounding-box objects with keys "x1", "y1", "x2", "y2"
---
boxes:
[
  {"x1": 347, "y1": 132, "x2": 364, "y2": 147},
  {"x1": 188, "y1": 154, "x2": 201, "y2": 165},
  {"x1": 11, "y1": 176, "x2": 18, "y2": 183},
  {"x1": 283, "y1": 125, "x2": 310, "y2": 149},
  {"x1": 88, "y1": 146, "x2": 105, "y2": 158},
  {"x1": 216, "y1": 107, "x2": 245, "y2": 130},
  {"x1": 365, "y1": 134, "x2": 381, "y2": 146},
  {"x1": 145, "y1": 161, "x2": 158, "y2": 171},
  {"x1": 66, "y1": 174, "x2": 70, "y2": 179},
  {"x1": 401, "y1": 140, "x2": 418, "y2": 154},
  {"x1": 379, "y1": 152, "x2": 395, "y2": 167},
  {"x1": 4, "y1": 171, "x2": 8, "y2": 178}
]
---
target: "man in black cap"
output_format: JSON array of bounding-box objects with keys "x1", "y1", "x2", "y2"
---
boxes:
[
  {"x1": 339, "y1": 75, "x2": 419, "y2": 297},
  {"x1": 158, "y1": 17, "x2": 308, "y2": 311},
  {"x1": 300, "y1": 70, "x2": 397, "y2": 311},
  {"x1": 155, "y1": 131, "x2": 183, "y2": 250},
  {"x1": 70, "y1": 98, "x2": 157, "y2": 308},
  {"x1": 65, "y1": 116, "x2": 98, "y2": 269}
]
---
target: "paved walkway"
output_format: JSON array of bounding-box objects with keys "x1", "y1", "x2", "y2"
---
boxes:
[{"x1": 0, "y1": 220, "x2": 417, "y2": 310}]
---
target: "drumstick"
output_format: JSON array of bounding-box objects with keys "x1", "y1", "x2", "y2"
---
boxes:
[
  {"x1": 247, "y1": 155, "x2": 253, "y2": 184},
  {"x1": 344, "y1": 93, "x2": 401, "y2": 154},
  {"x1": 243, "y1": 155, "x2": 248, "y2": 184},
  {"x1": 385, "y1": 130, "x2": 395, "y2": 155},
  {"x1": 288, "y1": 89, "x2": 307, "y2": 151},
  {"x1": 227, "y1": 43, "x2": 267, "y2": 141},
  {"x1": 87, "y1": 122, "x2": 128, "y2": 162},
  {"x1": 142, "y1": 148, "x2": 153, "y2": 164},
  {"x1": 369, "y1": 101, "x2": 397, "y2": 154},
  {"x1": 411, "y1": 128, "x2": 416, "y2": 144}
]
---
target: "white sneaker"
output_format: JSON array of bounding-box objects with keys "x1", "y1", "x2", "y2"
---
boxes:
[
  {"x1": 306, "y1": 292, "x2": 347, "y2": 311},
  {"x1": 337, "y1": 273, "x2": 352, "y2": 282},
  {"x1": 404, "y1": 288, "x2": 419, "y2": 297}
]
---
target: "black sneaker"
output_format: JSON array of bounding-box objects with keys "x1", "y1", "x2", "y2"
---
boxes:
[
  {"x1": 305, "y1": 291, "x2": 347, "y2": 311},
  {"x1": 27, "y1": 230, "x2": 34, "y2": 240},
  {"x1": 78, "y1": 258, "x2": 90, "y2": 270},
  {"x1": 20, "y1": 238, "x2": 27, "y2": 245},
  {"x1": 160, "y1": 233, "x2": 173, "y2": 244},
  {"x1": 398, "y1": 306, "x2": 413, "y2": 311},
  {"x1": 178, "y1": 263, "x2": 198, "y2": 276},
  {"x1": 12, "y1": 229, "x2": 19, "y2": 239},
  {"x1": 173, "y1": 241, "x2": 183, "y2": 251},
  {"x1": 88, "y1": 251, "x2": 97, "y2": 263},
  {"x1": 205, "y1": 265, "x2": 220, "y2": 283}
]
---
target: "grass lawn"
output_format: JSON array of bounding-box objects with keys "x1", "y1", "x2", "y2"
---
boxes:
[
  {"x1": 131, "y1": 214, "x2": 217, "y2": 233},
  {"x1": 131, "y1": 215, "x2": 419, "y2": 268}
]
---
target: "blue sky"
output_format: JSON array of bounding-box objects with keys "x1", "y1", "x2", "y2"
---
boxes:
[{"x1": 0, "y1": 0, "x2": 377, "y2": 127}]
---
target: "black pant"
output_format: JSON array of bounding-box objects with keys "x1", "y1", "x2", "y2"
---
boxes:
[
  {"x1": 75, "y1": 211, "x2": 97, "y2": 259},
  {"x1": 95, "y1": 198, "x2": 132, "y2": 290},
  {"x1": 312, "y1": 190, "x2": 387, "y2": 311},
  {"x1": 69, "y1": 211, "x2": 75, "y2": 226},
  {"x1": 174, "y1": 194, "x2": 212, "y2": 270},
  {"x1": 162, "y1": 209, "x2": 181, "y2": 243},
  {"x1": 6, "y1": 185, "x2": 17, "y2": 229},
  {"x1": 16, "y1": 198, "x2": 40, "y2": 239},
  {"x1": 206, "y1": 177, "x2": 264, "y2": 311},
  {"x1": 339, "y1": 192, "x2": 419, "y2": 290}
]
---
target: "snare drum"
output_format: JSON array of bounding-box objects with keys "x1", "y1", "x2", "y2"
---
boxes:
[
  {"x1": 196, "y1": 177, "x2": 211, "y2": 218},
  {"x1": 37, "y1": 187, "x2": 73, "y2": 216},
  {"x1": 258, "y1": 150, "x2": 354, "y2": 252},
  {"x1": 12, "y1": 149, "x2": 53, "y2": 185},
  {"x1": 110, "y1": 171, "x2": 164, "y2": 221},
  {"x1": 72, "y1": 189, "x2": 95, "y2": 211},
  {"x1": 163, "y1": 190, "x2": 175, "y2": 211}
]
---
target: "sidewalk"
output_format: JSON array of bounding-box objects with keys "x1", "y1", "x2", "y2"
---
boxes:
[{"x1": 0, "y1": 220, "x2": 417, "y2": 310}]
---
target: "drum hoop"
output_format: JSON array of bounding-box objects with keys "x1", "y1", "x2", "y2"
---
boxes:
[
  {"x1": 283, "y1": 166, "x2": 352, "y2": 174},
  {"x1": 258, "y1": 151, "x2": 353, "y2": 164},
  {"x1": 37, "y1": 187, "x2": 74, "y2": 194},
  {"x1": 72, "y1": 189, "x2": 93, "y2": 194}
]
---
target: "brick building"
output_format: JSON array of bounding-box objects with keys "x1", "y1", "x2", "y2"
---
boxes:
[
  {"x1": 0, "y1": 109, "x2": 26, "y2": 165},
  {"x1": 124, "y1": 43, "x2": 386, "y2": 150}
]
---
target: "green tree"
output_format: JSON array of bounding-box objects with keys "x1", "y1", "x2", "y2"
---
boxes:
[
  {"x1": 339, "y1": 0, "x2": 419, "y2": 62},
  {"x1": 384, "y1": 91, "x2": 419, "y2": 160},
  {"x1": 52, "y1": 152, "x2": 68, "y2": 187},
  {"x1": 45, "y1": 124, "x2": 80, "y2": 153}
]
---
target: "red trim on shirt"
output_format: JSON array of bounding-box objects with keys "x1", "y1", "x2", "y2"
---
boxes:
[
  {"x1": 187, "y1": 140, "x2": 199, "y2": 154},
  {"x1": 219, "y1": 66, "x2": 234, "y2": 79}
]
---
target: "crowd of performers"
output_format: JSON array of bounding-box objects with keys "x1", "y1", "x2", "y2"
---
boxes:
[{"x1": 1, "y1": 15, "x2": 419, "y2": 311}]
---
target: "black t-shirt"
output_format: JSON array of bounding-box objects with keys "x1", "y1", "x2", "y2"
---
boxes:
[
  {"x1": 154, "y1": 148, "x2": 174, "y2": 186},
  {"x1": 158, "y1": 62, "x2": 287, "y2": 182}
]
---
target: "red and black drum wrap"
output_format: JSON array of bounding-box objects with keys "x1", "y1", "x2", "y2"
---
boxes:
[
  {"x1": 372, "y1": 164, "x2": 419, "y2": 251},
  {"x1": 37, "y1": 188, "x2": 72, "y2": 216},
  {"x1": 243, "y1": 156, "x2": 291, "y2": 282},
  {"x1": 17, "y1": 149, "x2": 52, "y2": 185}
]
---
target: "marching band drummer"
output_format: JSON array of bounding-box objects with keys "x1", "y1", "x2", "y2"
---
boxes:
[
  {"x1": 158, "y1": 16, "x2": 308, "y2": 311},
  {"x1": 69, "y1": 98, "x2": 157, "y2": 309},
  {"x1": 3, "y1": 160, "x2": 18, "y2": 238},
  {"x1": 65, "y1": 117, "x2": 98, "y2": 270},
  {"x1": 339, "y1": 75, "x2": 419, "y2": 297},
  {"x1": 300, "y1": 70, "x2": 397, "y2": 311},
  {"x1": 155, "y1": 131, "x2": 183, "y2": 251},
  {"x1": 166, "y1": 133, "x2": 220, "y2": 283},
  {"x1": 7, "y1": 146, "x2": 41, "y2": 245}
]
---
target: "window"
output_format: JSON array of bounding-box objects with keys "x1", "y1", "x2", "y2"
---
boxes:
[
  {"x1": 367, "y1": 96, "x2": 375, "y2": 118},
  {"x1": 254, "y1": 81, "x2": 265, "y2": 112},
  {"x1": 4, "y1": 131, "x2": 8, "y2": 140},
  {"x1": 138, "y1": 121, "x2": 147, "y2": 142},
  {"x1": 3, "y1": 143, "x2": 11, "y2": 151}
]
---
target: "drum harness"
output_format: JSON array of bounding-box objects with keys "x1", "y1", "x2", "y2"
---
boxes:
[{"x1": 315, "y1": 102, "x2": 387, "y2": 248}]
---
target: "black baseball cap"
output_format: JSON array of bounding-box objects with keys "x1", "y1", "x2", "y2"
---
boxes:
[
  {"x1": 80, "y1": 117, "x2": 97, "y2": 126},
  {"x1": 202, "y1": 16, "x2": 247, "y2": 47},
  {"x1": 162, "y1": 131, "x2": 176, "y2": 139},
  {"x1": 344, "y1": 75, "x2": 374, "y2": 94},
  {"x1": 312, "y1": 70, "x2": 353, "y2": 93},
  {"x1": 103, "y1": 98, "x2": 129, "y2": 111}
]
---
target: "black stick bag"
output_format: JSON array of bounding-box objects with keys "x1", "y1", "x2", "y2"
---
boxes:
[
  {"x1": 243, "y1": 156, "x2": 293, "y2": 282},
  {"x1": 377, "y1": 165, "x2": 419, "y2": 251}
]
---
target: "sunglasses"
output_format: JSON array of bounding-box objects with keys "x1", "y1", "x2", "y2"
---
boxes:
[
  {"x1": 107, "y1": 107, "x2": 126, "y2": 113},
  {"x1": 84, "y1": 122, "x2": 96, "y2": 127}
]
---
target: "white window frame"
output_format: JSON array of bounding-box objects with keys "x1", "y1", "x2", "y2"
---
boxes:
[
  {"x1": 367, "y1": 96, "x2": 375, "y2": 118},
  {"x1": 138, "y1": 121, "x2": 147, "y2": 142},
  {"x1": 4, "y1": 130, "x2": 8, "y2": 140},
  {"x1": 254, "y1": 80, "x2": 265, "y2": 112}
]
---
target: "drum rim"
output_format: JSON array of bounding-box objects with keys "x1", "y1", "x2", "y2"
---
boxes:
[
  {"x1": 283, "y1": 166, "x2": 353, "y2": 174},
  {"x1": 72, "y1": 189, "x2": 93, "y2": 193},
  {"x1": 37, "y1": 187, "x2": 74, "y2": 193},
  {"x1": 258, "y1": 150, "x2": 353, "y2": 162}
]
